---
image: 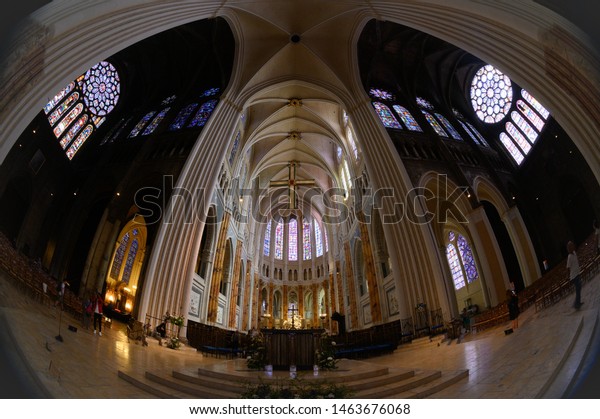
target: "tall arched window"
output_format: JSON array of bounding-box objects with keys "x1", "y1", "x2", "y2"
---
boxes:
[
  {"x1": 314, "y1": 220, "x2": 323, "y2": 257},
  {"x1": 188, "y1": 99, "x2": 217, "y2": 127},
  {"x1": 274, "y1": 220, "x2": 284, "y2": 260},
  {"x1": 275, "y1": 221, "x2": 283, "y2": 260},
  {"x1": 445, "y1": 231, "x2": 480, "y2": 290},
  {"x1": 372, "y1": 102, "x2": 402, "y2": 129},
  {"x1": 170, "y1": 103, "x2": 198, "y2": 130},
  {"x1": 141, "y1": 107, "x2": 171, "y2": 135},
  {"x1": 434, "y1": 113, "x2": 462, "y2": 140},
  {"x1": 392, "y1": 105, "x2": 422, "y2": 131},
  {"x1": 288, "y1": 218, "x2": 298, "y2": 261},
  {"x1": 303, "y1": 219, "x2": 312, "y2": 260},
  {"x1": 263, "y1": 220, "x2": 271, "y2": 256},
  {"x1": 421, "y1": 110, "x2": 448, "y2": 137},
  {"x1": 105, "y1": 216, "x2": 146, "y2": 314}
]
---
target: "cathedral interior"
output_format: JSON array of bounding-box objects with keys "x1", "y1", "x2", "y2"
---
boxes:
[{"x1": 0, "y1": 1, "x2": 599, "y2": 399}]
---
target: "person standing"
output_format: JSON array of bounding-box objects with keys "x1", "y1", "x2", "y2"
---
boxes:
[
  {"x1": 566, "y1": 241, "x2": 584, "y2": 309},
  {"x1": 54, "y1": 279, "x2": 67, "y2": 309},
  {"x1": 92, "y1": 293, "x2": 104, "y2": 336},
  {"x1": 506, "y1": 289, "x2": 519, "y2": 330},
  {"x1": 82, "y1": 294, "x2": 92, "y2": 329}
]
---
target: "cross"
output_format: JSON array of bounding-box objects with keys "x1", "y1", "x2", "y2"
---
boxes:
[
  {"x1": 288, "y1": 304, "x2": 299, "y2": 329},
  {"x1": 269, "y1": 160, "x2": 315, "y2": 209}
]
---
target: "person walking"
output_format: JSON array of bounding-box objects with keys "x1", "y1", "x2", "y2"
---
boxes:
[
  {"x1": 566, "y1": 241, "x2": 584, "y2": 309},
  {"x1": 91, "y1": 292, "x2": 104, "y2": 336}
]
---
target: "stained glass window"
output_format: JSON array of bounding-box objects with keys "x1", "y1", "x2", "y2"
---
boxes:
[
  {"x1": 108, "y1": 116, "x2": 132, "y2": 144},
  {"x1": 446, "y1": 243, "x2": 466, "y2": 290},
  {"x1": 510, "y1": 111, "x2": 538, "y2": 144},
  {"x1": 263, "y1": 221, "x2": 271, "y2": 257},
  {"x1": 465, "y1": 121, "x2": 490, "y2": 147},
  {"x1": 48, "y1": 92, "x2": 79, "y2": 126},
  {"x1": 393, "y1": 105, "x2": 422, "y2": 131},
  {"x1": 416, "y1": 97, "x2": 435, "y2": 110},
  {"x1": 142, "y1": 107, "x2": 170, "y2": 136},
  {"x1": 188, "y1": 99, "x2": 217, "y2": 127},
  {"x1": 274, "y1": 221, "x2": 284, "y2": 260},
  {"x1": 506, "y1": 122, "x2": 532, "y2": 153},
  {"x1": 43, "y1": 60, "x2": 120, "y2": 159},
  {"x1": 314, "y1": 220, "x2": 323, "y2": 257},
  {"x1": 92, "y1": 116, "x2": 106, "y2": 128},
  {"x1": 521, "y1": 89, "x2": 550, "y2": 119},
  {"x1": 128, "y1": 111, "x2": 156, "y2": 138},
  {"x1": 288, "y1": 219, "x2": 298, "y2": 261},
  {"x1": 303, "y1": 219, "x2": 312, "y2": 260},
  {"x1": 169, "y1": 103, "x2": 198, "y2": 131},
  {"x1": 53, "y1": 103, "x2": 83, "y2": 138},
  {"x1": 458, "y1": 120, "x2": 480, "y2": 145},
  {"x1": 510, "y1": 111, "x2": 537, "y2": 144},
  {"x1": 369, "y1": 88, "x2": 394, "y2": 100},
  {"x1": 66, "y1": 124, "x2": 94, "y2": 160},
  {"x1": 516, "y1": 100, "x2": 545, "y2": 131},
  {"x1": 435, "y1": 113, "x2": 462, "y2": 140},
  {"x1": 324, "y1": 228, "x2": 329, "y2": 252},
  {"x1": 499, "y1": 132, "x2": 524, "y2": 164},
  {"x1": 44, "y1": 82, "x2": 75, "y2": 114},
  {"x1": 82, "y1": 61, "x2": 120, "y2": 116},
  {"x1": 446, "y1": 231, "x2": 479, "y2": 290},
  {"x1": 228, "y1": 131, "x2": 241, "y2": 166},
  {"x1": 201, "y1": 87, "x2": 220, "y2": 97},
  {"x1": 59, "y1": 115, "x2": 88, "y2": 149},
  {"x1": 457, "y1": 234, "x2": 479, "y2": 283},
  {"x1": 470, "y1": 65, "x2": 513, "y2": 123},
  {"x1": 372, "y1": 102, "x2": 402, "y2": 129},
  {"x1": 110, "y1": 232, "x2": 130, "y2": 279},
  {"x1": 421, "y1": 110, "x2": 448, "y2": 137},
  {"x1": 122, "y1": 239, "x2": 138, "y2": 284}
]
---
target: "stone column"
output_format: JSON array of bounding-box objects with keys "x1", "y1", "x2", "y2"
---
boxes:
[
  {"x1": 227, "y1": 239, "x2": 243, "y2": 329},
  {"x1": 207, "y1": 212, "x2": 231, "y2": 323},
  {"x1": 344, "y1": 241, "x2": 359, "y2": 330},
  {"x1": 357, "y1": 211, "x2": 382, "y2": 324}
]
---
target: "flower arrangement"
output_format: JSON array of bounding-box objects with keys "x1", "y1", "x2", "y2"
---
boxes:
[
  {"x1": 315, "y1": 332, "x2": 338, "y2": 370},
  {"x1": 241, "y1": 377, "x2": 351, "y2": 399},
  {"x1": 170, "y1": 315, "x2": 185, "y2": 327},
  {"x1": 166, "y1": 336, "x2": 180, "y2": 350},
  {"x1": 246, "y1": 332, "x2": 267, "y2": 370}
]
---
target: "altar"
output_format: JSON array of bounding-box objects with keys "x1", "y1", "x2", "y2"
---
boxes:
[{"x1": 262, "y1": 328, "x2": 324, "y2": 370}]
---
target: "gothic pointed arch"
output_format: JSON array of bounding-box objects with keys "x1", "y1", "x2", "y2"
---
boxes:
[
  {"x1": 195, "y1": 206, "x2": 217, "y2": 279},
  {"x1": 104, "y1": 214, "x2": 147, "y2": 314},
  {"x1": 474, "y1": 176, "x2": 540, "y2": 290}
]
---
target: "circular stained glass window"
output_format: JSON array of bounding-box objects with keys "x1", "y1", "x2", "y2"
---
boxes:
[
  {"x1": 82, "y1": 61, "x2": 120, "y2": 116},
  {"x1": 470, "y1": 65, "x2": 512, "y2": 123}
]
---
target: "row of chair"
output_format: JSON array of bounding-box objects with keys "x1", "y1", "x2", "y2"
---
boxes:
[{"x1": 0, "y1": 232, "x2": 83, "y2": 319}]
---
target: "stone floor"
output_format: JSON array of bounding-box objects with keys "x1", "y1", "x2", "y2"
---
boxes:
[{"x1": 0, "y1": 267, "x2": 598, "y2": 399}]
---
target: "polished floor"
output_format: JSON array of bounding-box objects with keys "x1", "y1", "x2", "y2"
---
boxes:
[{"x1": 0, "y1": 268, "x2": 598, "y2": 399}]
